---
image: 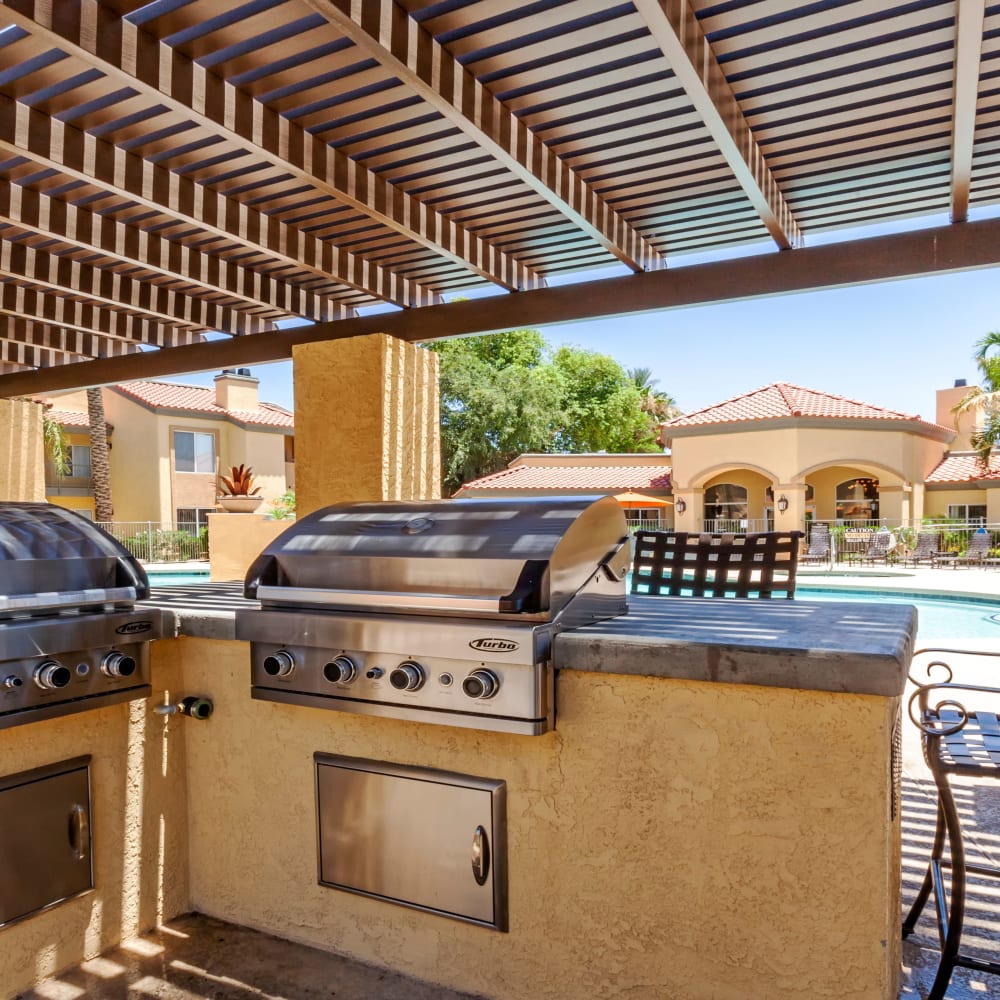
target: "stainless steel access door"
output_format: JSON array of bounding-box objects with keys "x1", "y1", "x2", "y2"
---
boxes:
[
  {"x1": 315, "y1": 754, "x2": 507, "y2": 931},
  {"x1": 0, "y1": 756, "x2": 93, "y2": 928}
]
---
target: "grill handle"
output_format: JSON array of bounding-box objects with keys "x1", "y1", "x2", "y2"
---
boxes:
[{"x1": 254, "y1": 585, "x2": 504, "y2": 614}]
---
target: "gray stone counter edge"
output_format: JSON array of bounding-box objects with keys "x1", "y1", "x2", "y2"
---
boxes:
[{"x1": 157, "y1": 603, "x2": 910, "y2": 698}]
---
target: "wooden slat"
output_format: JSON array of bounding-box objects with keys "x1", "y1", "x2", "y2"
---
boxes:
[
  {"x1": 633, "y1": 0, "x2": 802, "y2": 250},
  {"x1": 1, "y1": 0, "x2": 540, "y2": 294},
  {"x1": 0, "y1": 237, "x2": 272, "y2": 335},
  {"x1": 0, "y1": 286, "x2": 204, "y2": 349},
  {"x1": 4, "y1": 214, "x2": 1000, "y2": 397},
  {"x1": 0, "y1": 315, "x2": 142, "y2": 358},
  {"x1": 304, "y1": 0, "x2": 667, "y2": 274},
  {"x1": 0, "y1": 179, "x2": 342, "y2": 324}
]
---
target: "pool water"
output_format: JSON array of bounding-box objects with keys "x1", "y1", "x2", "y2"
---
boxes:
[
  {"x1": 147, "y1": 572, "x2": 210, "y2": 587},
  {"x1": 796, "y1": 586, "x2": 1000, "y2": 641}
]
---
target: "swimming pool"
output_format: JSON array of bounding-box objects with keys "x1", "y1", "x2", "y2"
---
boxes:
[
  {"x1": 796, "y1": 586, "x2": 1000, "y2": 641},
  {"x1": 147, "y1": 571, "x2": 210, "y2": 587}
]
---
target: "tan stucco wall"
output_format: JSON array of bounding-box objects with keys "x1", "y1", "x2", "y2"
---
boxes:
[
  {"x1": 0, "y1": 657, "x2": 190, "y2": 999},
  {"x1": 0, "y1": 398, "x2": 44, "y2": 502},
  {"x1": 936, "y1": 384, "x2": 977, "y2": 451},
  {"x1": 170, "y1": 638, "x2": 900, "y2": 1000},
  {"x1": 293, "y1": 335, "x2": 440, "y2": 515},
  {"x1": 207, "y1": 512, "x2": 291, "y2": 581}
]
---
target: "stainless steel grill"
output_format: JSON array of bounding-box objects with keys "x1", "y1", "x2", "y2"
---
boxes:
[
  {"x1": 236, "y1": 496, "x2": 630, "y2": 734},
  {"x1": 0, "y1": 503, "x2": 162, "y2": 729}
]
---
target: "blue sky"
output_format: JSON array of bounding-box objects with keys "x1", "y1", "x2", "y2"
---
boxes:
[{"x1": 177, "y1": 213, "x2": 1000, "y2": 426}]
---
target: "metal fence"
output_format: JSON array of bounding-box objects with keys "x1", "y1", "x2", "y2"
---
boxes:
[{"x1": 98, "y1": 521, "x2": 208, "y2": 563}]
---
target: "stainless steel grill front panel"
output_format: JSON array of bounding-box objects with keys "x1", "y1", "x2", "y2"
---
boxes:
[{"x1": 239, "y1": 496, "x2": 629, "y2": 734}]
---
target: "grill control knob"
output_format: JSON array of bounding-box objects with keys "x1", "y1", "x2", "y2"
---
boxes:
[
  {"x1": 34, "y1": 660, "x2": 72, "y2": 691},
  {"x1": 262, "y1": 650, "x2": 295, "y2": 678},
  {"x1": 3, "y1": 675, "x2": 22, "y2": 690},
  {"x1": 101, "y1": 652, "x2": 137, "y2": 678},
  {"x1": 324, "y1": 656, "x2": 357, "y2": 684},
  {"x1": 462, "y1": 669, "x2": 500, "y2": 700},
  {"x1": 389, "y1": 661, "x2": 425, "y2": 692}
]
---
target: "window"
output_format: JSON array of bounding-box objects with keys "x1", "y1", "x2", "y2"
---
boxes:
[
  {"x1": 175, "y1": 507, "x2": 215, "y2": 534},
  {"x1": 67, "y1": 445, "x2": 91, "y2": 478},
  {"x1": 704, "y1": 483, "x2": 748, "y2": 522},
  {"x1": 174, "y1": 431, "x2": 215, "y2": 473},
  {"x1": 836, "y1": 478, "x2": 879, "y2": 521},
  {"x1": 947, "y1": 504, "x2": 987, "y2": 525}
]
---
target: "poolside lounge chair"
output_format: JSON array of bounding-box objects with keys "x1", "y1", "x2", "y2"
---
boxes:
[
  {"x1": 907, "y1": 531, "x2": 941, "y2": 567},
  {"x1": 850, "y1": 529, "x2": 896, "y2": 566},
  {"x1": 799, "y1": 523, "x2": 831, "y2": 567},
  {"x1": 935, "y1": 529, "x2": 993, "y2": 568},
  {"x1": 631, "y1": 530, "x2": 804, "y2": 599}
]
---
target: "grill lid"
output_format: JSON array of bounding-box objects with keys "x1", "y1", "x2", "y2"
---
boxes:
[
  {"x1": 245, "y1": 496, "x2": 629, "y2": 619},
  {"x1": 0, "y1": 502, "x2": 149, "y2": 614}
]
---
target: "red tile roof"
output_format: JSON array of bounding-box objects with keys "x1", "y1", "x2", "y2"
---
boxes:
[
  {"x1": 113, "y1": 380, "x2": 293, "y2": 428},
  {"x1": 46, "y1": 408, "x2": 93, "y2": 429},
  {"x1": 662, "y1": 382, "x2": 942, "y2": 430},
  {"x1": 926, "y1": 453, "x2": 1000, "y2": 483},
  {"x1": 457, "y1": 464, "x2": 672, "y2": 493}
]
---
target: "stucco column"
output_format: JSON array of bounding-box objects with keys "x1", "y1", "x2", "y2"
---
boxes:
[
  {"x1": 774, "y1": 483, "x2": 808, "y2": 533},
  {"x1": 878, "y1": 484, "x2": 912, "y2": 525},
  {"x1": 0, "y1": 398, "x2": 45, "y2": 501},
  {"x1": 672, "y1": 488, "x2": 702, "y2": 531},
  {"x1": 293, "y1": 334, "x2": 441, "y2": 516},
  {"x1": 911, "y1": 483, "x2": 926, "y2": 523}
]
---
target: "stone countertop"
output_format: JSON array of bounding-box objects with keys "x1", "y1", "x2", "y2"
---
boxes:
[{"x1": 143, "y1": 585, "x2": 915, "y2": 698}]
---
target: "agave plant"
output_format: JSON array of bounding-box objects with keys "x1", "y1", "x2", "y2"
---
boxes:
[{"x1": 219, "y1": 464, "x2": 261, "y2": 497}]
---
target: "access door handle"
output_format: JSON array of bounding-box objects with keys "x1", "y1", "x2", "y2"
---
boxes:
[
  {"x1": 68, "y1": 804, "x2": 89, "y2": 861},
  {"x1": 471, "y1": 824, "x2": 490, "y2": 886}
]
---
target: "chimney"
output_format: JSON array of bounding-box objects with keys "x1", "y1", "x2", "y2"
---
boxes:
[
  {"x1": 936, "y1": 378, "x2": 975, "y2": 450},
  {"x1": 214, "y1": 368, "x2": 259, "y2": 411}
]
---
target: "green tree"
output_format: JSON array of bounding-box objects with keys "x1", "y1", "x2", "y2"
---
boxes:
[
  {"x1": 953, "y1": 331, "x2": 1000, "y2": 464},
  {"x1": 42, "y1": 410, "x2": 70, "y2": 476},
  {"x1": 429, "y1": 330, "x2": 668, "y2": 494},
  {"x1": 627, "y1": 366, "x2": 681, "y2": 422}
]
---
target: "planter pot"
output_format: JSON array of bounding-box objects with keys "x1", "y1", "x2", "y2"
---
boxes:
[{"x1": 217, "y1": 495, "x2": 264, "y2": 513}]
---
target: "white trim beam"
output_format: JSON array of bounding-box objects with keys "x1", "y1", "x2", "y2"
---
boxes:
[
  {"x1": 633, "y1": 0, "x2": 802, "y2": 250},
  {"x1": 950, "y1": 0, "x2": 987, "y2": 222}
]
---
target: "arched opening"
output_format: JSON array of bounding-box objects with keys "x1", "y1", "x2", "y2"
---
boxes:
[
  {"x1": 836, "y1": 477, "x2": 879, "y2": 523},
  {"x1": 704, "y1": 483, "x2": 748, "y2": 531}
]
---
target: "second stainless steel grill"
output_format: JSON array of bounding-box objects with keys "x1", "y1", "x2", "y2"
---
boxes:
[
  {"x1": 236, "y1": 496, "x2": 630, "y2": 734},
  {"x1": 0, "y1": 503, "x2": 162, "y2": 729}
]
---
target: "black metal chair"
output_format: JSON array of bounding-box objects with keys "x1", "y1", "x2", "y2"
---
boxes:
[
  {"x1": 631, "y1": 530, "x2": 803, "y2": 599},
  {"x1": 799, "y1": 523, "x2": 831, "y2": 567},
  {"x1": 903, "y1": 648, "x2": 1000, "y2": 999}
]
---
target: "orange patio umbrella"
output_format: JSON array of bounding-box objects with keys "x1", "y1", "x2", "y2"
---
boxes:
[{"x1": 613, "y1": 491, "x2": 672, "y2": 509}]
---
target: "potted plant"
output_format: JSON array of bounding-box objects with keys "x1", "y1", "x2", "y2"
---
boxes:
[{"x1": 217, "y1": 463, "x2": 264, "y2": 513}]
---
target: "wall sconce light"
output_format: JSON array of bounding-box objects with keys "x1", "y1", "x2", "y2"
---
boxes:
[
  {"x1": 675, "y1": 497, "x2": 686, "y2": 514},
  {"x1": 777, "y1": 495, "x2": 789, "y2": 513}
]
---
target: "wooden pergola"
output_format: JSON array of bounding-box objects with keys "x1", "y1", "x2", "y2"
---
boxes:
[{"x1": 0, "y1": 0, "x2": 997, "y2": 397}]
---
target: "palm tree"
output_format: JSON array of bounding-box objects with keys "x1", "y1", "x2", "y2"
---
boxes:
[
  {"x1": 87, "y1": 388, "x2": 113, "y2": 522},
  {"x1": 627, "y1": 366, "x2": 681, "y2": 421},
  {"x1": 953, "y1": 331, "x2": 1000, "y2": 465},
  {"x1": 42, "y1": 410, "x2": 69, "y2": 476}
]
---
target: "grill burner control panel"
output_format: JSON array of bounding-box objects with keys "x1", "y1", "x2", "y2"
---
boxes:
[
  {"x1": 0, "y1": 611, "x2": 158, "y2": 730},
  {"x1": 240, "y1": 611, "x2": 554, "y2": 735}
]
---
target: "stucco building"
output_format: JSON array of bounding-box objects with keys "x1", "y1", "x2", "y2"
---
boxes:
[
  {"x1": 457, "y1": 380, "x2": 1000, "y2": 532},
  {"x1": 44, "y1": 369, "x2": 294, "y2": 525}
]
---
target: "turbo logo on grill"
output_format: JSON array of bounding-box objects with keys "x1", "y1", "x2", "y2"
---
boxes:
[
  {"x1": 469, "y1": 638, "x2": 519, "y2": 653},
  {"x1": 115, "y1": 621, "x2": 154, "y2": 635}
]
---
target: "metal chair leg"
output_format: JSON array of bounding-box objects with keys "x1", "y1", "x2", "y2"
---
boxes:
[
  {"x1": 925, "y1": 773, "x2": 968, "y2": 1000},
  {"x1": 903, "y1": 798, "x2": 947, "y2": 938}
]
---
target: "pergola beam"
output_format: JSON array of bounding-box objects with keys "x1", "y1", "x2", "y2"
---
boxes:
[
  {"x1": 305, "y1": 0, "x2": 666, "y2": 274},
  {"x1": 0, "y1": 285, "x2": 205, "y2": 348},
  {"x1": 0, "y1": 180, "x2": 350, "y2": 324},
  {"x1": 1, "y1": 315, "x2": 142, "y2": 358},
  {"x1": 633, "y1": 0, "x2": 802, "y2": 250},
  {"x1": 4, "y1": 215, "x2": 999, "y2": 397},
  {"x1": 0, "y1": 237, "x2": 269, "y2": 335},
  {"x1": 950, "y1": 0, "x2": 986, "y2": 222},
  {"x1": 1, "y1": 0, "x2": 540, "y2": 295}
]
